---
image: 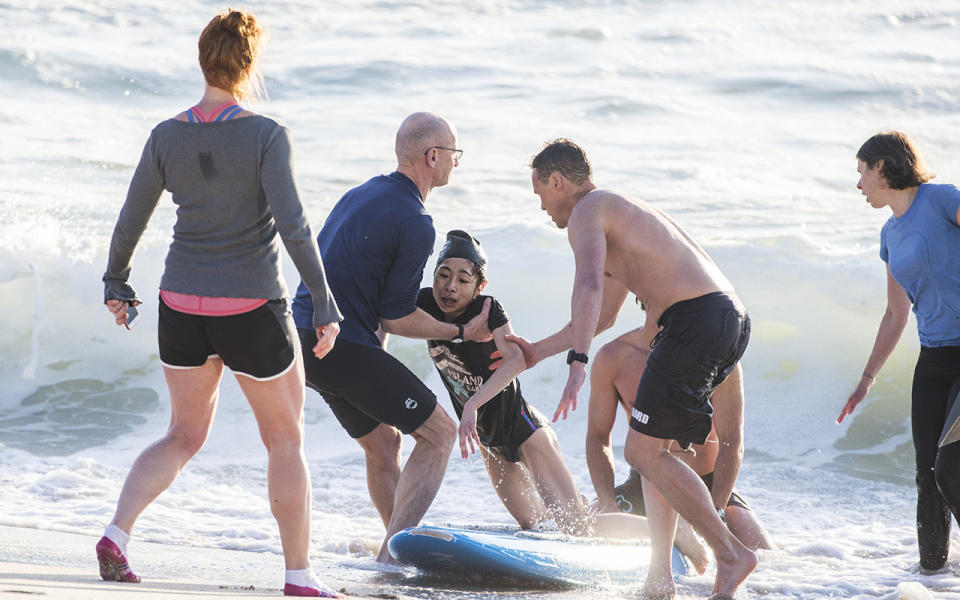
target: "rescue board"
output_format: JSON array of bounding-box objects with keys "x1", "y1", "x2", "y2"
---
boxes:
[{"x1": 388, "y1": 525, "x2": 690, "y2": 586}]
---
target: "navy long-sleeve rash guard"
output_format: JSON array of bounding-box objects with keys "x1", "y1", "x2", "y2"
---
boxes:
[{"x1": 293, "y1": 171, "x2": 435, "y2": 347}]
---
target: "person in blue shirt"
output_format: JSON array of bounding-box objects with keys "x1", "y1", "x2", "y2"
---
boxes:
[
  {"x1": 292, "y1": 112, "x2": 491, "y2": 564},
  {"x1": 838, "y1": 130, "x2": 960, "y2": 573}
]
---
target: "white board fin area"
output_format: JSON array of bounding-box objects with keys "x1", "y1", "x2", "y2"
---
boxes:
[{"x1": 897, "y1": 581, "x2": 935, "y2": 600}]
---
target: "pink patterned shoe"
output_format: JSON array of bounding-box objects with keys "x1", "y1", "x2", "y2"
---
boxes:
[
  {"x1": 283, "y1": 582, "x2": 342, "y2": 597},
  {"x1": 95, "y1": 536, "x2": 141, "y2": 583}
]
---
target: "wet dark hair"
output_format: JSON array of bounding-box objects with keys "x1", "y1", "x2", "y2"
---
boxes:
[
  {"x1": 856, "y1": 131, "x2": 934, "y2": 189},
  {"x1": 529, "y1": 138, "x2": 593, "y2": 185},
  {"x1": 435, "y1": 230, "x2": 487, "y2": 286}
]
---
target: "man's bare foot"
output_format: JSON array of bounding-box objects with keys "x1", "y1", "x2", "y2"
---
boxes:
[
  {"x1": 642, "y1": 566, "x2": 676, "y2": 600},
  {"x1": 375, "y1": 543, "x2": 400, "y2": 565},
  {"x1": 641, "y1": 579, "x2": 676, "y2": 600},
  {"x1": 674, "y1": 521, "x2": 710, "y2": 574},
  {"x1": 712, "y1": 543, "x2": 757, "y2": 597}
]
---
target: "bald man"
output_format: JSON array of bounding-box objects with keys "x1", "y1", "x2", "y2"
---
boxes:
[{"x1": 292, "y1": 113, "x2": 490, "y2": 563}]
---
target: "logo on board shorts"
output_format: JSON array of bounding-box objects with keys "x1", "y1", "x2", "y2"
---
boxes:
[
  {"x1": 631, "y1": 408, "x2": 650, "y2": 424},
  {"x1": 405, "y1": 398, "x2": 418, "y2": 410}
]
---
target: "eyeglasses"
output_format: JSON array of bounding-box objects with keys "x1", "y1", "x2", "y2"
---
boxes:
[{"x1": 425, "y1": 146, "x2": 464, "y2": 161}]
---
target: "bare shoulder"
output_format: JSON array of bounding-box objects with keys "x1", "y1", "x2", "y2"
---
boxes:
[
  {"x1": 582, "y1": 189, "x2": 649, "y2": 219},
  {"x1": 569, "y1": 189, "x2": 630, "y2": 229},
  {"x1": 581, "y1": 188, "x2": 632, "y2": 208},
  {"x1": 612, "y1": 327, "x2": 650, "y2": 350},
  {"x1": 594, "y1": 338, "x2": 630, "y2": 366}
]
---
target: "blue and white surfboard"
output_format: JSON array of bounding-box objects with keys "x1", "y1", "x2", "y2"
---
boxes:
[{"x1": 388, "y1": 525, "x2": 690, "y2": 586}]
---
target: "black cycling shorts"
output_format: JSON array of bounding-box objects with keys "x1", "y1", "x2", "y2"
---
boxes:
[
  {"x1": 480, "y1": 399, "x2": 548, "y2": 463},
  {"x1": 299, "y1": 330, "x2": 437, "y2": 438}
]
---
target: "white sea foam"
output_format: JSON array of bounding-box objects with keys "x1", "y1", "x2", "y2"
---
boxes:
[{"x1": 1, "y1": 1, "x2": 959, "y2": 598}]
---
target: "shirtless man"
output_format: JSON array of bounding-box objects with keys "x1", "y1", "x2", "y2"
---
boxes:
[
  {"x1": 588, "y1": 328, "x2": 774, "y2": 556},
  {"x1": 418, "y1": 230, "x2": 705, "y2": 562},
  {"x1": 508, "y1": 139, "x2": 757, "y2": 599}
]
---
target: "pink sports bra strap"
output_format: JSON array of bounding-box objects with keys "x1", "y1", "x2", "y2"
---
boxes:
[
  {"x1": 187, "y1": 102, "x2": 242, "y2": 123},
  {"x1": 161, "y1": 290, "x2": 268, "y2": 316}
]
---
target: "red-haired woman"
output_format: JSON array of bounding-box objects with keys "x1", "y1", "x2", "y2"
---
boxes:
[{"x1": 99, "y1": 9, "x2": 342, "y2": 597}]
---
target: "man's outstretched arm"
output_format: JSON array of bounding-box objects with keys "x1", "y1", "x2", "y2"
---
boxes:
[{"x1": 381, "y1": 299, "x2": 492, "y2": 342}]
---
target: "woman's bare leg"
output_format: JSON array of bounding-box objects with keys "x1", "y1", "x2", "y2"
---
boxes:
[
  {"x1": 235, "y1": 356, "x2": 312, "y2": 570},
  {"x1": 110, "y1": 359, "x2": 224, "y2": 533}
]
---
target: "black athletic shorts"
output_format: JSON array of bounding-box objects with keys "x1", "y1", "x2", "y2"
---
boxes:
[
  {"x1": 481, "y1": 400, "x2": 548, "y2": 463},
  {"x1": 299, "y1": 330, "x2": 437, "y2": 438},
  {"x1": 630, "y1": 292, "x2": 750, "y2": 449},
  {"x1": 159, "y1": 296, "x2": 297, "y2": 380},
  {"x1": 613, "y1": 469, "x2": 751, "y2": 516}
]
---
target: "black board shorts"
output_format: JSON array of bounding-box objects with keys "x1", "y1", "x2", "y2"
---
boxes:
[
  {"x1": 299, "y1": 330, "x2": 437, "y2": 438},
  {"x1": 630, "y1": 291, "x2": 750, "y2": 448},
  {"x1": 613, "y1": 469, "x2": 751, "y2": 516},
  {"x1": 482, "y1": 401, "x2": 548, "y2": 463},
  {"x1": 159, "y1": 297, "x2": 297, "y2": 381}
]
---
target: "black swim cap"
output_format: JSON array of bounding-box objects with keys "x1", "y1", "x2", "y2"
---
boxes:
[{"x1": 436, "y1": 230, "x2": 487, "y2": 270}]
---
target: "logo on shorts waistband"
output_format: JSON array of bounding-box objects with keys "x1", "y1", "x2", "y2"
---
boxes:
[
  {"x1": 631, "y1": 408, "x2": 650, "y2": 424},
  {"x1": 405, "y1": 398, "x2": 418, "y2": 410}
]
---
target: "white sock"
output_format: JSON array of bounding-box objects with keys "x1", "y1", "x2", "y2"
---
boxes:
[
  {"x1": 285, "y1": 568, "x2": 318, "y2": 588},
  {"x1": 104, "y1": 524, "x2": 130, "y2": 555}
]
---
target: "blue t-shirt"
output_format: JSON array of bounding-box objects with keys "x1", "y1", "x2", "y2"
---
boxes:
[
  {"x1": 880, "y1": 183, "x2": 960, "y2": 347},
  {"x1": 293, "y1": 172, "x2": 435, "y2": 347}
]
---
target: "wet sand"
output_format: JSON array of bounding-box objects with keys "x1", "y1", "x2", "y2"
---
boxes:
[{"x1": 0, "y1": 525, "x2": 408, "y2": 599}]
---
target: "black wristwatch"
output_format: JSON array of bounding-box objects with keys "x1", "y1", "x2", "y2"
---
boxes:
[
  {"x1": 566, "y1": 350, "x2": 589, "y2": 365},
  {"x1": 451, "y1": 324, "x2": 465, "y2": 344}
]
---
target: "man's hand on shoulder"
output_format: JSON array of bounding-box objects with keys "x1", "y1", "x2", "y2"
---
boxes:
[
  {"x1": 503, "y1": 334, "x2": 540, "y2": 369},
  {"x1": 463, "y1": 297, "x2": 493, "y2": 342}
]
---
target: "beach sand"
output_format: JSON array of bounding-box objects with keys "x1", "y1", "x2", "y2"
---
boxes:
[{"x1": 0, "y1": 526, "x2": 407, "y2": 599}]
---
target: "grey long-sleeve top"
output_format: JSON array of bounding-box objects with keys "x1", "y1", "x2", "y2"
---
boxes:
[{"x1": 103, "y1": 115, "x2": 342, "y2": 328}]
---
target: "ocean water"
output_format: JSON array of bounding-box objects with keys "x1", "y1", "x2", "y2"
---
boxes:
[{"x1": 2, "y1": 0, "x2": 960, "y2": 598}]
